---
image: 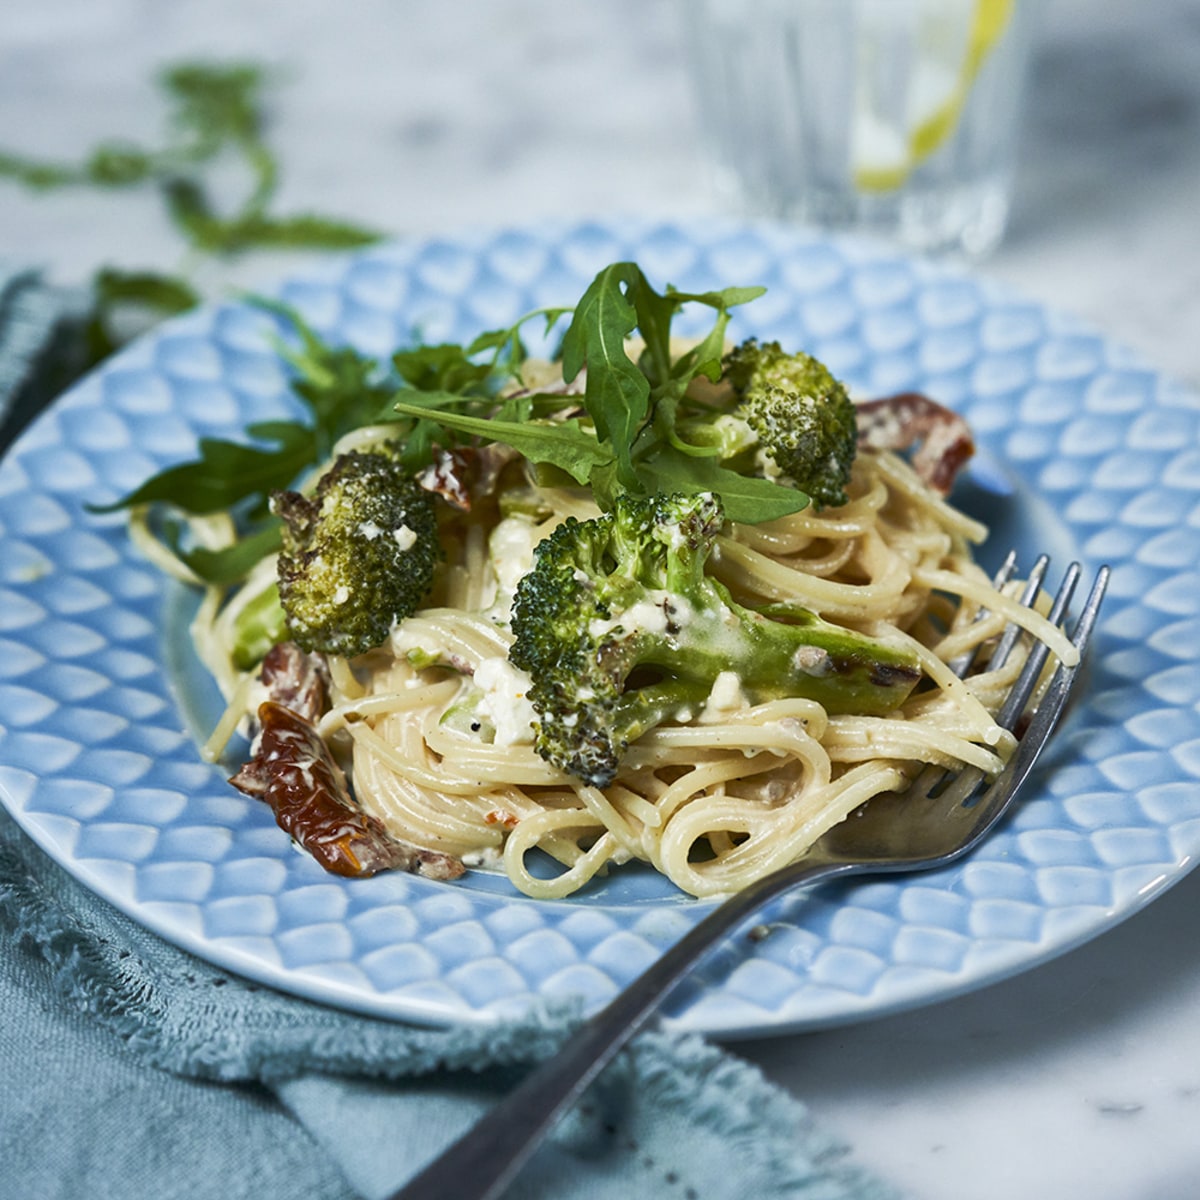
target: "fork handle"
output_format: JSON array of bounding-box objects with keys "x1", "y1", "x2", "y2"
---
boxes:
[{"x1": 389, "y1": 857, "x2": 854, "y2": 1200}]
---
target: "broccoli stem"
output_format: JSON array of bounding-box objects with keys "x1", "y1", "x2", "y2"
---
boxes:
[
  {"x1": 617, "y1": 598, "x2": 920, "y2": 721},
  {"x1": 511, "y1": 491, "x2": 923, "y2": 788},
  {"x1": 230, "y1": 581, "x2": 287, "y2": 670}
]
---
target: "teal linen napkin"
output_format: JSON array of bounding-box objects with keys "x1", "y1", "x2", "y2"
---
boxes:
[{"x1": 0, "y1": 265, "x2": 899, "y2": 1200}]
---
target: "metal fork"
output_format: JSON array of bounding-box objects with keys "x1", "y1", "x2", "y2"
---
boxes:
[{"x1": 393, "y1": 559, "x2": 1109, "y2": 1200}]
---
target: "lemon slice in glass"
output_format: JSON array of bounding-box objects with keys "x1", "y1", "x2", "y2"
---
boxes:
[{"x1": 852, "y1": 0, "x2": 1014, "y2": 192}]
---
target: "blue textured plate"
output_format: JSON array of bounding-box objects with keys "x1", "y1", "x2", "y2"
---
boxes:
[{"x1": 2, "y1": 218, "x2": 1199, "y2": 1038}]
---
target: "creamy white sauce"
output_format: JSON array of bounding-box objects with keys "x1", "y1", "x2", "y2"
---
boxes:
[
  {"x1": 484, "y1": 515, "x2": 544, "y2": 623},
  {"x1": 461, "y1": 845, "x2": 505, "y2": 870},
  {"x1": 472, "y1": 656, "x2": 538, "y2": 746},
  {"x1": 754, "y1": 444, "x2": 785, "y2": 482},
  {"x1": 588, "y1": 591, "x2": 694, "y2": 639},
  {"x1": 703, "y1": 670, "x2": 746, "y2": 720}
]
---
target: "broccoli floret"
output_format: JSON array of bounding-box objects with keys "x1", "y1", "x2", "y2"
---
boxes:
[
  {"x1": 272, "y1": 450, "x2": 440, "y2": 657},
  {"x1": 509, "y1": 491, "x2": 921, "y2": 788},
  {"x1": 723, "y1": 339, "x2": 857, "y2": 510}
]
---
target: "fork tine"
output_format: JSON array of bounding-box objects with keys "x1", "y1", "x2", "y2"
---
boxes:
[
  {"x1": 953, "y1": 564, "x2": 1110, "y2": 836},
  {"x1": 994, "y1": 559, "x2": 1081, "y2": 731},
  {"x1": 1017, "y1": 563, "x2": 1109, "y2": 753},
  {"x1": 945, "y1": 548, "x2": 1020, "y2": 678},
  {"x1": 1068, "y1": 565, "x2": 1109, "y2": 658},
  {"x1": 910, "y1": 558, "x2": 1091, "y2": 806},
  {"x1": 989, "y1": 553, "x2": 1051, "y2": 676},
  {"x1": 913, "y1": 554, "x2": 1059, "y2": 802}
]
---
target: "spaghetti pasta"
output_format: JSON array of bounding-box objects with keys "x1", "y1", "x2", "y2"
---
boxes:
[
  {"x1": 112, "y1": 272, "x2": 1076, "y2": 901},
  {"x1": 195, "y1": 445, "x2": 1062, "y2": 899}
]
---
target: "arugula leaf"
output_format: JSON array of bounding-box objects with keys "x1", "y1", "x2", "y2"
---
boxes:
[
  {"x1": 468, "y1": 306, "x2": 572, "y2": 373},
  {"x1": 96, "y1": 299, "x2": 416, "y2": 518},
  {"x1": 379, "y1": 265, "x2": 805, "y2": 523},
  {"x1": 92, "y1": 317, "x2": 420, "y2": 520},
  {"x1": 91, "y1": 421, "x2": 316, "y2": 516},
  {"x1": 160, "y1": 62, "x2": 279, "y2": 214},
  {"x1": 640, "y1": 284, "x2": 764, "y2": 457},
  {"x1": 1, "y1": 63, "x2": 271, "y2": 197},
  {"x1": 170, "y1": 521, "x2": 283, "y2": 584},
  {"x1": 161, "y1": 62, "x2": 269, "y2": 157},
  {"x1": 221, "y1": 211, "x2": 382, "y2": 252},
  {"x1": 93, "y1": 268, "x2": 200, "y2": 314},
  {"x1": 390, "y1": 386, "x2": 490, "y2": 413},
  {"x1": 560, "y1": 263, "x2": 650, "y2": 489},
  {"x1": 667, "y1": 286, "x2": 765, "y2": 384},
  {"x1": 640, "y1": 445, "x2": 811, "y2": 524},
  {"x1": 2, "y1": 58, "x2": 379, "y2": 271},
  {"x1": 0, "y1": 150, "x2": 78, "y2": 190},
  {"x1": 395, "y1": 416, "x2": 443, "y2": 473},
  {"x1": 391, "y1": 400, "x2": 611, "y2": 486},
  {"x1": 557, "y1": 269, "x2": 770, "y2": 492},
  {"x1": 386, "y1": 306, "x2": 584, "y2": 471},
  {"x1": 387, "y1": 384, "x2": 495, "y2": 468},
  {"x1": 251, "y1": 298, "x2": 403, "y2": 451},
  {"x1": 0, "y1": 141, "x2": 172, "y2": 192},
  {"x1": 393, "y1": 344, "x2": 493, "y2": 395}
]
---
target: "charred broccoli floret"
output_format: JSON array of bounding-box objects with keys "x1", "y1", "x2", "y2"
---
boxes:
[
  {"x1": 509, "y1": 491, "x2": 921, "y2": 788},
  {"x1": 272, "y1": 450, "x2": 440, "y2": 657},
  {"x1": 722, "y1": 339, "x2": 857, "y2": 509}
]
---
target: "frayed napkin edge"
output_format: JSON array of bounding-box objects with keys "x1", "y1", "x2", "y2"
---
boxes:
[{"x1": 0, "y1": 820, "x2": 901, "y2": 1199}]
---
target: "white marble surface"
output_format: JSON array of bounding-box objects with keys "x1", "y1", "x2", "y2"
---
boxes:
[{"x1": 4, "y1": 1, "x2": 1200, "y2": 1197}]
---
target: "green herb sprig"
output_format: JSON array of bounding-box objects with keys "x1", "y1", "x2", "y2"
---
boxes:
[
  {"x1": 392, "y1": 263, "x2": 811, "y2": 523},
  {"x1": 1, "y1": 61, "x2": 381, "y2": 362},
  {"x1": 99, "y1": 263, "x2": 814, "y2": 580},
  {"x1": 89, "y1": 299, "x2": 408, "y2": 582}
]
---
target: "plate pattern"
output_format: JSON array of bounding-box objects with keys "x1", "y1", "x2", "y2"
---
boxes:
[{"x1": 2, "y1": 218, "x2": 1199, "y2": 1037}]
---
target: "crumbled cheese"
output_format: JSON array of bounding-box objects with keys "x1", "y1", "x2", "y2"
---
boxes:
[
  {"x1": 332, "y1": 585, "x2": 351, "y2": 605},
  {"x1": 461, "y1": 845, "x2": 505, "y2": 870},
  {"x1": 473, "y1": 656, "x2": 538, "y2": 746},
  {"x1": 588, "y1": 591, "x2": 694, "y2": 639},
  {"x1": 702, "y1": 670, "x2": 746, "y2": 721},
  {"x1": 484, "y1": 515, "x2": 544, "y2": 623},
  {"x1": 362, "y1": 519, "x2": 417, "y2": 550},
  {"x1": 754, "y1": 445, "x2": 786, "y2": 483},
  {"x1": 792, "y1": 645, "x2": 832, "y2": 676}
]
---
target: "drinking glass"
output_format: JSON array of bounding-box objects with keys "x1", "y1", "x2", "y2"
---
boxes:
[{"x1": 681, "y1": 0, "x2": 1038, "y2": 257}]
